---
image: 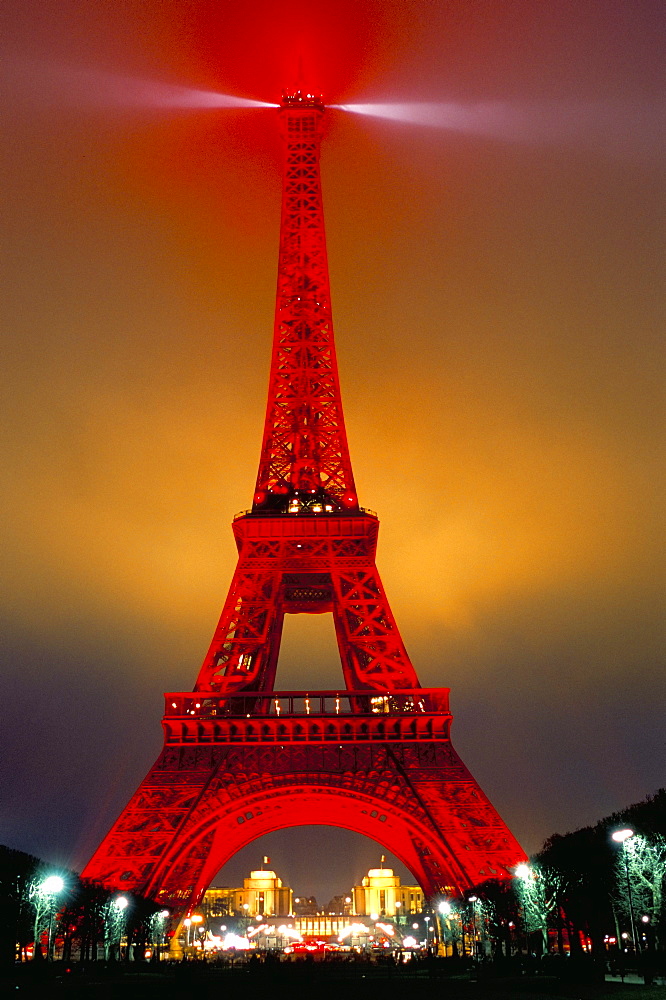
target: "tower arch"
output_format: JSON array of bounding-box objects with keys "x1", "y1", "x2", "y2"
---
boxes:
[{"x1": 147, "y1": 785, "x2": 458, "y2": 908}]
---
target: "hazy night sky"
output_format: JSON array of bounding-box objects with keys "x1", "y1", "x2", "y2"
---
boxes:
[{"x1": 1, "y1": 0, "x2": 664, "y2": 905}]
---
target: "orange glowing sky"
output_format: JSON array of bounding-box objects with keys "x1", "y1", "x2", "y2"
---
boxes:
[{"x1": 1, "y1": 0, "x2": 664, "y2": 902}]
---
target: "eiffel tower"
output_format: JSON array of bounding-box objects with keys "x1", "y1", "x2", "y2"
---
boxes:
[{"x1": 82, "y1": 89, "x2": 526, "y2": 909}]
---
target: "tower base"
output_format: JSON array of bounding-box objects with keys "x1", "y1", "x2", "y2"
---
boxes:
[{"x1": 82, "y1": 689, "x2": 525, "y2": 909}]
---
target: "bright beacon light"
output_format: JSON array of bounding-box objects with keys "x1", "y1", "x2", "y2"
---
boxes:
[
  {"x1": 4, "y1": 56, "x2": 278, "y2": 112},
  {"x1": 333, "y1": 99, "x2": 666, "y2": 157},
  {"x1": 332, "y1": 100, "x2": 544, "y2": 142},
  {"x1": 151, "y1": 88, "x2": 277, "y2": 110},
  {"x1": 333, "y1": 102, "x2": 471, "y2": 129}
]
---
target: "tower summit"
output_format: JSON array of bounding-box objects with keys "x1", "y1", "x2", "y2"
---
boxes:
[
  {"x1": 254, "y1": 88, "x2": 357, "y2": 515},
  {"x1": 82, "y1": 91, "x2": 526, "y2": 909}
]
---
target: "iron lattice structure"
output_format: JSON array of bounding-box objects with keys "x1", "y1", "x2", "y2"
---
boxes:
[
  {"x1": 83, "y1": 91, "x2": 526, "y2": 909},
  {"x1": 254, "y1": 92, "x2": 356, "y2": 509}
]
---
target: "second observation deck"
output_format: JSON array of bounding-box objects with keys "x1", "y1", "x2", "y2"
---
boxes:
[{"x1": 162, "y1": 688, "x2": 452, "y2": 746}]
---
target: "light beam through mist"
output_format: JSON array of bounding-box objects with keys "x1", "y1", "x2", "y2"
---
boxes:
[
  {"x1": 2, "y1": 55, "x2": 277, "y2": 112},
  {"x1": 334, "y1": 100, "x2": 665, "y2": 157}
]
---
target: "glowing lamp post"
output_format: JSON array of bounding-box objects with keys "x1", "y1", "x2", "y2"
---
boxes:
[
  {"x1": 114, "y1": 896, "x2": 129, "y2": 960},
  {"x1": 34, "y1": 875, "x2": 64, "y2": 961},
  {"x1": 191, "y1": 913, "x2": 204, "y2": 949},
  {"x1": 515, "y1": 863, "x2": 532, "y2": 954},
  {"x1": 612, "y1": 828, "x2": 640, "y2": 955},
  {"x1": 148, "y1": 909, "x2": 170, "y2": 961},
  {"x1": 438, "y1": 901, "x2": 452, "y2": 957},
  {"x1": 468, "y1": 896, "x2": 478, "y2": 959},
  {"x1": 40, "y1": 875, "x2": 64, "y2": 893}
]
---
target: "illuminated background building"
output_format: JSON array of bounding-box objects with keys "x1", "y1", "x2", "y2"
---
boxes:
[
  {"x1": 202, "y1": 863, "x2": 292, "y2": 919},
  {"x1": 199, "y1": 862, "x2": 426, "y2": 945},
  {"x1": 352, "y1": 863, "x2": 424, "y2": 917}
]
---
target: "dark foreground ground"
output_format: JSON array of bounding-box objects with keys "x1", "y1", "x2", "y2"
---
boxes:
[{"x1": 4, "y1": 960, "x2": 666, "y2": 1000}]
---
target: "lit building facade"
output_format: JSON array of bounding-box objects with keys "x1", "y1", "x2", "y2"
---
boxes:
[
  {"x1": 352, "y1": 865, "x2": 424, "y2": 917},
  {"x1": 201, "y1": 886, "x2": 236, "y2": 919},
  {"x1": 201, "y1": 862, "x2": 424, "y2": 931},
  {"x1": 202, "y1": 867, "x2": 292, "y2": 918},
  {"x1": 396, "y1": 884, "x2": 426, "y2": 915}
]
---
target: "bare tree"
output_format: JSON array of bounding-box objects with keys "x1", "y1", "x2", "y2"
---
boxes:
[{"x1": 613, "y1": 833, "x2": 666, "y2": 949}]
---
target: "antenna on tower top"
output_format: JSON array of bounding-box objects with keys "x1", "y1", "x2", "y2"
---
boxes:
[{"x1": 281, "y1": 56, "x2": 323, "y2": 109}]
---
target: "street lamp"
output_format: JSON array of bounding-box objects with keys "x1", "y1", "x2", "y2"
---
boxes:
[
  {"x1": 438, "y1": 901, "x2": 452, "y2": 957},
  {"x1": 191, "y1": 913, "x2": 204, "y2": 950},
  {"x1": 41, "y1": 875, "x2": 65, "y2": 895},
  {"x1": 34, "y1": 875, "x2": 64, "y2": 961},
  {"x1": 103, "y1": 896, "x2": 124, "y2": 961},
  {"x1": 612, "y1": 828, "x2": 640, "y2": 956},
  {"x1": 150, "y1": 909, "x2": 170, "y2": 961},
  {"x1": 468, "y1": 896, "x2": 478, "y2": 959},
  {"x1": 112, "y1": 896, "x2": 129, "y2": 960},
  {"x1": 515, "y1": 863, "x2": 533, "y2": 955}
]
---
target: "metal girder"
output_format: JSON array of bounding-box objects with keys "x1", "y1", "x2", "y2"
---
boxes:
[
  {"x1": 194, "y1": 514, "x2": 421, "y2": 693},
  {"x1": 253, "y1": 95, "x2": 356, "y2": 511}
]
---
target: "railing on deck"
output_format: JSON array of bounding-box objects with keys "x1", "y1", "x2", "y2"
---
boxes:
[
  {"x1": 164, "y1": 688, "x2": 450, "y2": 719},
  {"x1": 161, "y1": 688, "x2": 452, "y2": 746},
  {"x1": 233, "y1": 507, "x2": 378, "y2": 520}
]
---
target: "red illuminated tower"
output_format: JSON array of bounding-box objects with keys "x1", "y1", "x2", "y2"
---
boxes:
[{"x1": 82, "y1": 90, "x2": 526, "y2": 908}]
